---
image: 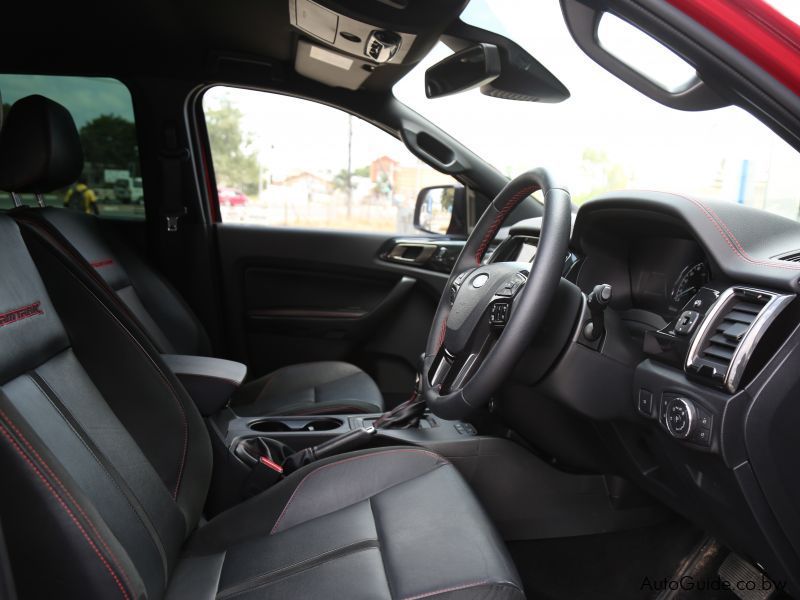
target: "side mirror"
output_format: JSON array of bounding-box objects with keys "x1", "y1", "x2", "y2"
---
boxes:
[
  {"x1": 414, "y1": 185, "x2": 467, "y2": 236},
  {"x1": 425, "y1": 44, "x2": 501, "y2": 99}
]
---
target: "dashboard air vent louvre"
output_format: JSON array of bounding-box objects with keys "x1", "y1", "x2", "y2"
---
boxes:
[
  {"x1": 686, "y1": 287, "x2": 793, "y2": 392},
  {"x1": 775, "y1": 250, "x2": 800, "y2": 263},
  {"x1": 698, "y1": 299, "x2": 762, "y2": 371}
]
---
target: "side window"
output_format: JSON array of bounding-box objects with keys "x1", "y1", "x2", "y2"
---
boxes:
[
  {"x1": 0, "y1": 75, "x2": 145, "y2": 220},
  {"x1": 203, "y1": 86, "x2": 457, "y2": 234}
]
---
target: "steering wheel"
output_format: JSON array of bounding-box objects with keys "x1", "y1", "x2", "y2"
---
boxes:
[{"x1": 422, "y1": 168, "x2": 572, "y2": 420}]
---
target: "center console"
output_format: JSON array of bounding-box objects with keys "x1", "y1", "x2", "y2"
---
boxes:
[{"x1": 204, "y1": 407, "x2": 479, "y2": 515}]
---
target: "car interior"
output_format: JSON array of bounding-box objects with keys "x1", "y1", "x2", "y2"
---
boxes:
[{"x1": 2, "y1": 0, "x2": 800, "y2": 598}]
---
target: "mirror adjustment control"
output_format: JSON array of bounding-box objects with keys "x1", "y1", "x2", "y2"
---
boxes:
[
  {"x1": 674, "y1": 310, "x2": 701, "y2": 335},
  {"x1": 665, "y1": 396, "x2": 695, "y2": 439},
  {"x1": 637, "y1": 389, "x2": 654, "y2": 418}
]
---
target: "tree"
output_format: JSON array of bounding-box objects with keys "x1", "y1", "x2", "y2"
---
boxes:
[
  {"x1": 205, "y1": 100, "x2": 260, "y2": 195},
  {"x1": 332, "y1": 165, "x2": 370, "y2": 193},
  {"x1": 573, "y1": 147, "x2": 629, "y2": 204},
  {"x1": 80, "y1": 115, "x2": 138, "y2": 172}
]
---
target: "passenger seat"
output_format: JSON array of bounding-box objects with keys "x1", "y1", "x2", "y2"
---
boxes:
[
  {"x1": 0, "y1": 95, "x2": 384, "y2": 417},
  {"x1": 0, "y1": 212, "x2": 524, "y2": 599}
]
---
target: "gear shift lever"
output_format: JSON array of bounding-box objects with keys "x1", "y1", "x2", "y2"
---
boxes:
[{"x1": 281, "y1": 369, "x2": 428, "y2": 474}]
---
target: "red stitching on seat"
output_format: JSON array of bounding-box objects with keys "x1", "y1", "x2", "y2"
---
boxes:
[
  {"x1": 0, "y1": 409, "x2": 134, "y2": 594},
  {"x1": 401, "y1": 580, "x2": 492, "y2": 600},
  {"x1": 0, "y1": 421, "x2": 130, "y2": 600},
  {"x1": 17, "y1": 218, "x2": 189, "y2": 500},
  {"x1": 270, "y1": 448, "x2": 446, "y2": 534},
  {"x1": 475, "y1": 185, "x2": 539, "y2": 264}
]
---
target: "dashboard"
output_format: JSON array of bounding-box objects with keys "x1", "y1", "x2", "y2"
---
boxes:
[
  {"x1": 501, "y1": 191, "x2": 800, "y2": 595},
  {"x1": 628, "y1": 237, "x2": 709, "y2": 318}
]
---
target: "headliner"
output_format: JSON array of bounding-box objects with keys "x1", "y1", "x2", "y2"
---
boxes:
[{"x1": 4, "y1": 0, "x2": 469, "y2": 91}]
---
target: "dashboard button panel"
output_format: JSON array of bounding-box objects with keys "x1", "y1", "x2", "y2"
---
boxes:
[
  {"x1": 641, "y1": 392, "x2": 713, "y2": 447},
  {"x1": 637, "y1": 389, "x2": 654, "y2": 418},
  {"x1": 674, "y1": 310, "x2": 700, "y2": 335},
  {"x1": 665, "y1": 397, "x2": 694, "y2": 439}
]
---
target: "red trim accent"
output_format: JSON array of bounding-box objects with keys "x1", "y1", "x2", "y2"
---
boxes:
[
  {"x1": 475, "y1": 185, "x2": 539, "y2": 264},
  {"x1": 16, "y1": 218, "x2": 189, "y2": 501},
  {"x1": 436, "y1": 316, "x2": 448, "y2": 351},
  {"x1": 90, "y1": 259, "x2": 114, "y2": 269},
  {"x1": 402, "y1": 580, "x2": 492, "y2": 600},
  {"x1": 271, "y1": 448, "x2": 445, "y2": 534},
  {"x1": 0, "y1": 302, "x2": 43, "y2": 328},
  {"x1": 0, "y1": 413, "x2": 131, "y2": 599},
  {"x1": 667, "y1": 0, "x2": 800, "y2": 95},
  {"x1": 259, "y1": 455, "x2": 284, "y2": 473}
]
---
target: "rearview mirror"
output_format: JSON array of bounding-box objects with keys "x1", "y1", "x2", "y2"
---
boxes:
[
  {"x1": 425, "y1": 44, "x2": 501, "y2": 99},
  {"x1": 414, "y1": 185, "x2": 467, "y2": 235}
]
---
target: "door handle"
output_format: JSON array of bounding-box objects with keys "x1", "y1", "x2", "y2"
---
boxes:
[{"x1": 385, "y1": 243, "x2": 438, "y2": 265}]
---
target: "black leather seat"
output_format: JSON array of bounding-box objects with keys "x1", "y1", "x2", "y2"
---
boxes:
[
  {"x1": 0, "y1": 94, "x2": 384, "y2": 417},
  {"x1": 0, "y1": 201, "x2": 524, "y2": 597}
]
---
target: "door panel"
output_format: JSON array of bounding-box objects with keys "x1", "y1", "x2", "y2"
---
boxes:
[{"x1": 216, "y1": 224, "x2": 458, "y2": 406}]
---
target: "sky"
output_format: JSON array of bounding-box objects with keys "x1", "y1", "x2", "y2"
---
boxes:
[{"x1": 0, "y1": 75, "x2": 134, "y2": 127}]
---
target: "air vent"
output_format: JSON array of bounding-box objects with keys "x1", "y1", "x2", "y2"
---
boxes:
[
  {"x1": 775, "y1": 250, "x2": 800, "y2": 263},
  {"x1": 686, "y1": 287, "x2": 793, "y2": 392}
]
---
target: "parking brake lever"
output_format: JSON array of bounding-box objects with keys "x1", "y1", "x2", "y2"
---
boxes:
[{"x1": 281, "y1": 426, "x2": 377, "y2": 475}]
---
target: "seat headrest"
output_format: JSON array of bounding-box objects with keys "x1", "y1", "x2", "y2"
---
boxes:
[{"x1": 0, "y1": 95, "x2": 83, "y2": 193}]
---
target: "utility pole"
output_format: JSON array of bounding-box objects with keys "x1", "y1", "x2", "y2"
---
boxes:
[{"x1": 347, "y1": 114, "x2": 353, "y2": 218}]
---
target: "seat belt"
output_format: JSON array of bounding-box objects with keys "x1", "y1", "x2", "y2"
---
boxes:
[
  {"x1": 159, "y1": 123, "x2": 189, "y2": 233},
  {"x1": 157, "y1": 123, "x2": 191, "y2": 295}
]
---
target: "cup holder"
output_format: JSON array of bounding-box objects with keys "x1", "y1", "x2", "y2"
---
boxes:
[
  {"x1": 248, "y1": 421, "x2": 292, "y2": 433},
  {"x1": 249, "y1": 417, "x2": 343, "y2": 433}
]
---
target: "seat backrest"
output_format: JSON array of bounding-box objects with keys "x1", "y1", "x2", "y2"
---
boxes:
[
  {"x1": 0, "y1": 100, "x2": 212, "y2": 599},
  {"x1": 0, "y1": 94, "x2": 211, "y2": 357}
]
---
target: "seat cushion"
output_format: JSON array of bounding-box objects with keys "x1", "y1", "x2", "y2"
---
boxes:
[
  {"x1": 169, "y1": 447, "x2": 524, "y2": 600},
  {"x1": 231, "y1": 361, "x2": 384, "y2": 416}
]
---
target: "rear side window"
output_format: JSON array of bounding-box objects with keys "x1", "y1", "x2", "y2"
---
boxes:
[{"x1": 0, "y1": 75, "x2": 145, "y2": 220}]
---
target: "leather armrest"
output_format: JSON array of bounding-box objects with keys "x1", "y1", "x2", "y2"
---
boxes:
[{"x1": 162, "y1": 354, "x2": 247, "y2": 416}]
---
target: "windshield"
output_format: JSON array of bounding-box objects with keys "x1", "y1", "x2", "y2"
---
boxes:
[{"x1": 394, "y1": 0, "x2": 800, "y2": 220}]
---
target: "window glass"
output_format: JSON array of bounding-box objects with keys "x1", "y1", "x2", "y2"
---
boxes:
[
  {"x1": 0, "y1": 75, "x2": 144, "y2": 219},
  {"x1": 394, "y1": 0, "x2": 800, "y2": 221},
  {"x1": 203, "y1": 86, "x2": 457, "y2": 234}
]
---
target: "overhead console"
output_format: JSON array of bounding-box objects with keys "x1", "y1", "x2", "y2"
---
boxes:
[{"x1": 289, "y1": 0, "x2": 421, "y2": 89}]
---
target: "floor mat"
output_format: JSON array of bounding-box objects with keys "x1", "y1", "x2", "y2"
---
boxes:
[{"x1": 506, "y1": 516, "x2": 702, "y2": 600}]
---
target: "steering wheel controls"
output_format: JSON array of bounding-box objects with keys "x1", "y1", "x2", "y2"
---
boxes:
[
  {"x1": 489, "y1": 300, "x2": 510, "y2": 326},
  {"x1": 650, "y1": 392, "x2": 713, "y2": 447},
  {"x1": 495, "y1": 272, "x2": 527, "y2": 297}
]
